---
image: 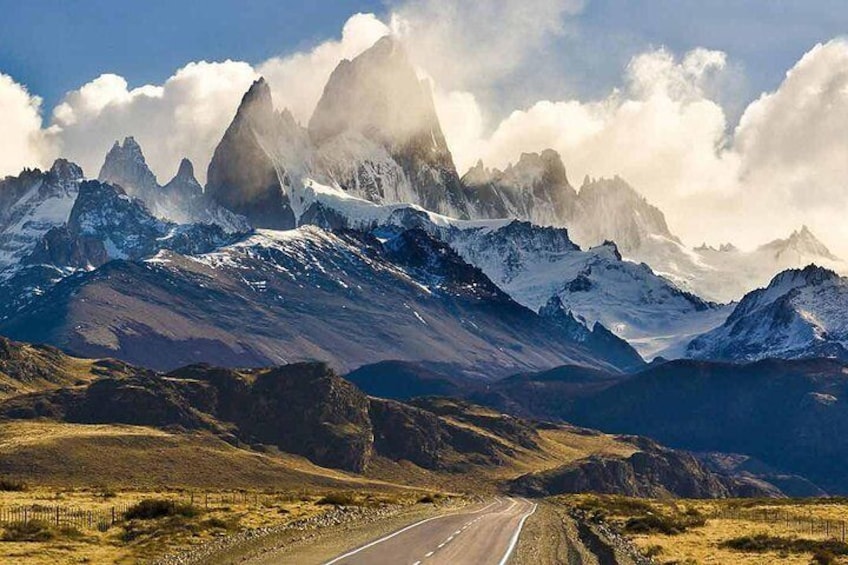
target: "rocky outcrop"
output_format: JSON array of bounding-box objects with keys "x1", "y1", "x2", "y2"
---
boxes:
[
  {"x1": 509, "y1": 437, "x2": 779, "y2": 498},
  {"x1": 0, "y1": 357, "x2": 540, "y2": 475}
]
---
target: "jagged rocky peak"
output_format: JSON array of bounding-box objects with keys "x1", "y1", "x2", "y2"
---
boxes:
[
  {"x1": 462, "y1": 159, "x2": 493, "y2": 185},
  {"x1": 163, "y1": 158, "x2": 202, "y2": 198},
  {"x1": 205, "y1": 76, "x2": 299, "y2": 230},
  {"x1": 508, "y1": 149, "x2": 571, "y2": 187},
  {"x1": 48, "y1": 159, "x2": 84, "y2": 185},
  {"x1": 309, "y1": 35, "x2": 442, "y2": 147},
  {"x1": 462, "y1": 149, "x2": 577, "y2": 226},
  {"x1": 572, "y1": 175, "x2": 678, "y2": 251},
  {"x1": 307, "y1": 35, "x2": 469, "y2": 219},
  {"x1": 760, "y1": 225, "x2": 839, "y2": 261},
  {"x1": 98, "y1": 136, "x2": 158, "y2": 196},
  {"x1": 767, "y1": 264, "x2": 839, "y2": 290}
]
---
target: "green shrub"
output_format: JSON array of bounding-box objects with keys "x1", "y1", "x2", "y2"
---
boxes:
[{"x1": 125, "y1": 499, "x2": 201, "y2": 520}]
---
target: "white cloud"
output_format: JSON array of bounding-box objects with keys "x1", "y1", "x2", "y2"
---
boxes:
[
  {"x1": 50, "y1": 61, "x2": 258, "y2": 184},
  {"x1": 258, "y1": 13, "x2": 391, "y2": 125},
  {"x1": 0, "y1": 74, "x2": 54, "y2": 176},
  {"x1": 389, "y1": 0, "x2": 584, "y2": 91},
  {"x1": 447, "y1": 41, "x2": 848, "y2": 256}
]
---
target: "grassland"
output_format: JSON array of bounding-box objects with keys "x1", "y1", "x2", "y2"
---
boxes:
[
  {"x1": 558, "y1": 494, "x2": 848, "y2": 564},
  {"x1": 0, "y1": 486, "x2": 446, "y2": 564}
]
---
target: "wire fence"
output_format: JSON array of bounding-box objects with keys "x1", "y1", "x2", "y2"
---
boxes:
[
  {"x1": 0, "y1": 490, "x2": 273, "y2": 532},
  {"x1": 715, "y1": 506, "x2": 847, "y2": 542}
]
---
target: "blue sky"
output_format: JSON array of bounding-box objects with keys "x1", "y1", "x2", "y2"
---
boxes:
[
  {"x1": 1, "y1": 0, "x2": 845, "y2": 113},
  {"x1": 0, "y1": 0, "x2": 383, "y2": 109}
]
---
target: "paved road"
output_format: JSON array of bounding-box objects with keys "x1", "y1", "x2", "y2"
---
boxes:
[{"x1": 323, "y1": 497, "x2": 537, "y2": 565}]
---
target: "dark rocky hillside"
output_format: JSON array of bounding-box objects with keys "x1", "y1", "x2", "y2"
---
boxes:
[{"x1": 510, "y1": 437, "x2": 778, "y2": 498}]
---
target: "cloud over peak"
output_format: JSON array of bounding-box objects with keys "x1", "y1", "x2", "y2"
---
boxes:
[{"x1": 0, "y1": 5, "x2": 847, "y2": 257}]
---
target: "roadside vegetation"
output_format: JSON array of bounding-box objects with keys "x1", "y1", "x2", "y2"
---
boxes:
[
  {"x1": 0, "y1": 486, "x2": 446, "y2": 564},
  {"x1": 556, "y1": 495, "x2": 848, "y2": 565}
]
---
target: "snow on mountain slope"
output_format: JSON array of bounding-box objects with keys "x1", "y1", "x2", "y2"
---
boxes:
[
  {"x1": 462, "y1": 149, "x2": 846, "y2": 304},
  {"x1": 687, "y1": 265, "x2": 848, "y2": 362},
  {"x1": 445, "y1": 221, "x2": 728, "y2": 360},
  {"x1": 0, "y1": 160, "x2": 83, "y2": 277},
  {"x1": 293, "y1": 179, "x2": 725, "y2": 359},
  {"x1": 0, "y1": 180, "x2": 245, "y2": 320},
  {"x1": 641, "y1": 226, "x2": 848, "y2": 304},
  {"x1": 0, "y1": 224, "x2": 640, "y2": 375}
]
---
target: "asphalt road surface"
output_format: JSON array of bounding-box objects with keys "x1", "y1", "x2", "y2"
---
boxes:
[{"x1": 323, "y1": 497, "x2": 537, "y2": 565}]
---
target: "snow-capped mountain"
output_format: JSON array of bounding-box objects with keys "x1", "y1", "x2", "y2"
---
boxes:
[
  {"x1": 462, "y1": 148, "x2": 847, "y2": 304},
  {"x1": 647, "y1": 225, "x2": 848, "y2": 304},
  {"x1": 100, "y1": 137, "x2": 249, "y2": 233},
  {"x1": 0, "y1": 159, "x2": 83, "y2": 276},
  {"x1": 285, "y1": 180, "x2": 727, "y2": 359},
  {"x1": 206, "y1": 36, "x2": 471, "y2": 229},
  {"x1": 687, "y1": 265, "x2": 848, "y2": 362},
  {"x1": 0, "y1": 179, "x2": 244, "y2": 320},
  {"x1": 309, "y1": 36, "x2": 469, "y2": 218},
  {"x1": 439, "y1": 219, "x2": 729, "y2": 359},
  {"x1": 0, "y1": 223, "x2": 641, "y2": 376}
]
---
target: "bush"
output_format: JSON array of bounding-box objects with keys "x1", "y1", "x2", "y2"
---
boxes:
[
  {"x1": 624, "y1": 510, "x2": 706, "y2": 536},
  {"x1": 0, "y1": 478, "x2": 27, "y2": 492},
  {"x1": 316, "y1": 492, "x2": 359, "y2": 506},
  {"x1": 721, "y1": 535, "x2": 848, "y2": 556},
  {"x1": 2, "y1": 520, "x2": 53, "y2": 542},
  {"x1": 577, "y1": 495, "x2": 655, "y2": 518},
  {"x1": 812, "y1": 549, "x2": 838, "y2": 565},
  {"x1": 125, "y1": 499, "x2": 201, "y2": 520},
  {"x1": 202, "y1": 516, "x2": 240, "y2": 531}
]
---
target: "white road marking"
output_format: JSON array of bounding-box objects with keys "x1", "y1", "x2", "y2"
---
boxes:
[
  {"x1": 496, "y1": 499, "x2": 538, "y2": 565},
  {"x1": 323, "y1": 513, "x2": 453, "y2": 565},
  {"x1": 425, "y1": 551, "x2": 434, "y2": 557},
  {"x1": 324, "y1": 497, "x2": 501, "y2": 565}
]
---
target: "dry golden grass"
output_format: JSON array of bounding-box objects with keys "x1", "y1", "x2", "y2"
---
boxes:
[
  {"x1": 363, "y1": 421, "x2": 637, "y2": 491},
  {"x1": 0, "y1": 487, "x2": 432, "y2": 564},
  {"x1": 0, "y1": 420, "x2": 407, "y2": 492},
  {"x1": 558, "y1": 495, "x2": 848, "y2": 565}
]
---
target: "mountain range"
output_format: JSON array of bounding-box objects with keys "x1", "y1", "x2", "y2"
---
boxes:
[{"x1": 2, "y1": 34, "x2": 846, "y2": 371}]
